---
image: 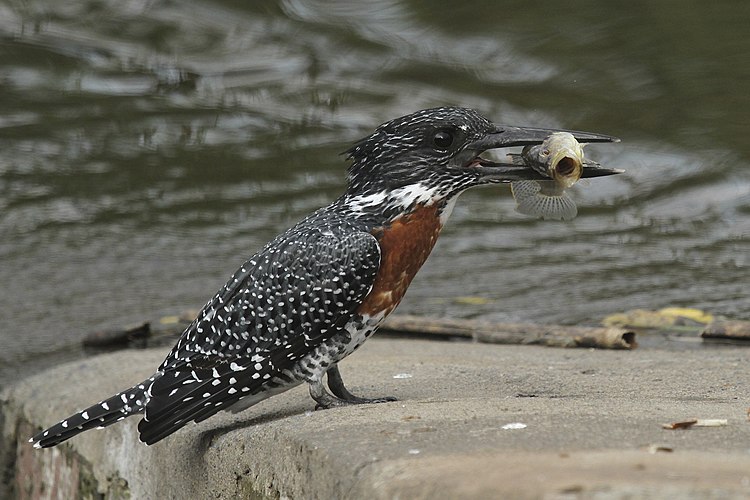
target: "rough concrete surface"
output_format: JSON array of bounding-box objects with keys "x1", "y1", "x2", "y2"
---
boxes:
[{"x1": 2, "y1": 338, "x2": 750, "y2": 499}]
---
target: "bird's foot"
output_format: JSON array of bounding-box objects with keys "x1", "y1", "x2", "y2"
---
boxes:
[
  {"x1": 322, "y1": 364, "x2": 396, "y2": 407},
  {"x1": 312, "y1": 393, "x2": 397, "y2": 410},
  {"x1": 309, "y1": 369, "x2": 397, "y2": 410},
  {"x1": 337, "y1": 394, "x2": 397, "y2": 405}
]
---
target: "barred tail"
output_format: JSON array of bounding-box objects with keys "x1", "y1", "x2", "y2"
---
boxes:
[{"x1": 29, "y1": 375, "x2": 157, "y2": 449}]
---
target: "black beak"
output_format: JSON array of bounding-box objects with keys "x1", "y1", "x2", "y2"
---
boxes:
[
  {"x1": 476, "y1": 124, "x2": 619, "y2": 149},
  {"x1": 468, "y1": 124, "x2": 622, "y2": 182}
]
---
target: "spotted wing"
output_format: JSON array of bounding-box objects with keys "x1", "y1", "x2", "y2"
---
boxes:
[{"x1": 139, "y1": 226, "x2": 380, "y2": 444}]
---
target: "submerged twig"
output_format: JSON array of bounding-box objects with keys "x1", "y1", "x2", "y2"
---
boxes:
[{"x1": 380, "y1": 314, "x2": 636, "y2": 349}]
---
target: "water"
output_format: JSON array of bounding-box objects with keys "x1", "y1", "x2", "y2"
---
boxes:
[{"x1": 1, "y1": 1, "x2": 748, "y2": 385}]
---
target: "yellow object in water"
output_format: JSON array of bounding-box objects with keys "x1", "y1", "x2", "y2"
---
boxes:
[
  {"x1": 603, "y1": 307, "x2": 713, "y2": 329},
  {"x1": 159, "y1": 315, "x2": 181, "y2": 325},
  {"x1": 454, "y1": 296, "x2": 492, "y2": 305},
  {"x1": 657, "y1": 307, "x2": 713, "y2": 324}
]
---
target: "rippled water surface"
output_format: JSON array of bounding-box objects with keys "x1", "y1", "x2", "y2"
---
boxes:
[{"x1": 1, "y1": 1, "x2": 748, "y2": 383}]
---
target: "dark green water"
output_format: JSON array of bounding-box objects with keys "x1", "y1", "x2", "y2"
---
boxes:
[{"x1": 1, "y1": 1, "x2": 748, "y2": 383}]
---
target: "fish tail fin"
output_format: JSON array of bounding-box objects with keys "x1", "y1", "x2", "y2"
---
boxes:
[{"x1": 511, "y1": 180, "x2": 578, "y2": 221}]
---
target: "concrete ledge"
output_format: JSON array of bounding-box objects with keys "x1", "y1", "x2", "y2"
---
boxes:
[{"x1": 3, "y1": 339, "x2": 750, "y2": 498}]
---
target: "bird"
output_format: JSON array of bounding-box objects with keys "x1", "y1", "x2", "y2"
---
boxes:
[{"x1": 30, "y1": 106, "x2": 618, "y2": 448}]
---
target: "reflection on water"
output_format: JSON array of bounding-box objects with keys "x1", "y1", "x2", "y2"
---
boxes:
[{"x1": 1, "y1": 1, "x2": 748, "y2": 383}]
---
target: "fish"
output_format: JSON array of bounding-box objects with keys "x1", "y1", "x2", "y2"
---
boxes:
[{"x1": 509, "y1": 132, "x2": 591, "y2": 221}]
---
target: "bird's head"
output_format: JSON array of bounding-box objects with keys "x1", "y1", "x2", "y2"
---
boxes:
[{"x1": 344, "y1": 106, "x2": 618, "y2": 202}]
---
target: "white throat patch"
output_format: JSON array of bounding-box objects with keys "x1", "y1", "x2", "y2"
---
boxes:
[
  {"x1": 346, "y1": 182, "x2": 464, "y2": 227},
  {"x1": 347, "y1": 182, "x2": 440, "y2": 211},
  {"x1": 388, "y1": 183, "x2": 440, "y2": 208}
]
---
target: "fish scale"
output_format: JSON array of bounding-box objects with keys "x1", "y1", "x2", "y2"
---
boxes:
[{"x1": 29, "y1": 106, "x2": 619, "y2": 448}]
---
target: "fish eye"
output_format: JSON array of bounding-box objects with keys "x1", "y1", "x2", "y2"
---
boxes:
[{"x1": 432, "y1": 130, "x2": 454, "y2": 150}]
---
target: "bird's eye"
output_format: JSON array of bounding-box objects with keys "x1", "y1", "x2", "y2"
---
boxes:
[{"x1": 432, "y1": 130, "x2": 454, "y2": 150}]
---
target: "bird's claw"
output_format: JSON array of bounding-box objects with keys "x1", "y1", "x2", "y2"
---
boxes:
[{"x1": 313, "y1": 394, "x2": 397, "y2": 410}]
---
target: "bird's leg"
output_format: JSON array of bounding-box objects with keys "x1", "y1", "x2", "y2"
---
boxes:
[
  {"x1": 326, "y1": 365, "x2": 397, "y2": 404},
  {"x1": 308, "y1": 366, "x2": 397, "y2": 410},
  {"x1": 308, "y1": 378, "x2": 348, "y2": 409}
]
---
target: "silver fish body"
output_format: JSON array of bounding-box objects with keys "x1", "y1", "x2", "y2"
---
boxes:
[
  {"x1": 520, "y1": 132, "x2": 584, "y2": 188},
  {"x1": 509, "y1": 132, "x2": 586, "y2": 221}
]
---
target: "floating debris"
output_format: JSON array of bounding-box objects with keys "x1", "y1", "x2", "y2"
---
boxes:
[
  {"x1": 701, "y1": 320, "x2": 750, "y2": 341},
  {"x1": 392, "y1": 373, "x2": 413, "y2": 379},
  {"x1": 381, "y1": 315, "x2": 636, "y2": 350},
  {"x1": 453, "y1": 296, "x2": 492, "y2": 305},
  {"x1": 603, "y1": 308, "x2": 713, "y2": 330},
  {"x1": 82, "y1": 322, "x2": 150, "y2": 348},
  {"x1": 158, "y1": 315, "x2": 182, "y2": 325},
  {"x1": 85, "y1": 311, "x2": 639, "y2": 354},
  {"x1": 658, "y1": 307, "x2": 714, "y2": 324}
]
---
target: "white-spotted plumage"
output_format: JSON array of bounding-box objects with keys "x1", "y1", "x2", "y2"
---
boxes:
[{"x1": 29, "y1": 106, "x2": 574, "y2": 448}]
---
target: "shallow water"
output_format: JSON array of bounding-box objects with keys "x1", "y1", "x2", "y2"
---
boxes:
[{"x1": 1, "y1": 1, "x2": 748, "y2": 383}]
